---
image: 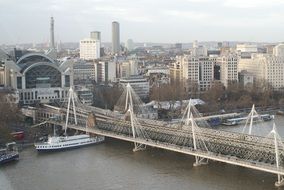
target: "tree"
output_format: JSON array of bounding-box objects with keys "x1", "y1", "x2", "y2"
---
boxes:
[
  {"x1": 202, "y1": 81, "x2": 225, "y2": 103},
  {"x1": 93, "y1": 84, "x2": 123, "y2": 110},
  {"x1": 186, "y1": 79, "x2": 199, "y2": 98},
  {"x1": 0, "y1": 91, "x2": 23, "y2": 144},
  {"x1": 238, "y1": 95, "x2": 253, "y2": 108}
]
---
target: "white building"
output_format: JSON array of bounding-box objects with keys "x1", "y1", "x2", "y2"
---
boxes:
[
  {"x1": 236, "y1": 44, "x2": 258, "y2": 59},
  {"x1": 240, "y1": 54, "x2": 284, "y2": 90},
  {"x1": 192, "y1": 40, "x2": 207, "y2": 57},
  {"x1": 120, "y1": 76, "x2": 149, "y2": 99},
  {"x1": 94, "y1": 61, "x2": 116, "y2": 83},
  {"x1": 169, "y1": 61, "x2": 183, "y2": 84},
  {"x1": 179, "y1": 56, "x2": 199, "y2": 82},
  {"x1": 199, "y1": 57, "x2": 214, "y2": 91},
  {"x1": 146, "y1": 67, "x2": 169, "y2": 76},
  {"x1": 178, "y1": 55, "x2": 214, "y2": 91},
  {"x1": 236, "y1": 44, "x2": 258, "y2": 53},
  {"x1": 80, "y1": 38, "x2": 100, "y2": 60},
  {"x1": 273, "y1": 43, "x2": 284, "y2": 57},
  {"x1": 147, "y1": 99, "x2": 205, "y2": 110},
  {"x1": 119, "y1": 60, "x2": 138, "y2": 78},
  {"x1": 238, "y1": 58, "x2": 252, "y2": 72},
  {"x1": 218, "y1": 53, "x2": 238, "y2": 87}
]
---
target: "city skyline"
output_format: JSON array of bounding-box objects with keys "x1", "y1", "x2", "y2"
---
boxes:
[{"x1": 0, "y1": 0, "x2": 284, "y2": 45}]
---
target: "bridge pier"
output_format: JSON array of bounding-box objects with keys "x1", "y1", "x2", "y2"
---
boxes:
[
  {"x1": 193, "y1": 156, "x2": 208, "y2": 167},
  {"x1": 133, "y1": 143, "x2": 146, "y2": 152},
  {"x1": 275, "y1": 176, "x2": 284, "y2": 187}
]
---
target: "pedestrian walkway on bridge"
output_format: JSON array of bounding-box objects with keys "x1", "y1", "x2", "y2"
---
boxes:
[{"x1": 37, "y1": 84, "x2": 284, "y2": 187}]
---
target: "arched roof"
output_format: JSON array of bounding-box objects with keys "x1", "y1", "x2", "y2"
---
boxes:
[
  {"x1": 24, "y1": 63, "x2": 62, "y2": 89},
  {"x1": 17, "y1": 53, "x2": 56, "y2": 65},
  {"x1": 21, "y1": 62, "x2": 61, "y2": 74}
]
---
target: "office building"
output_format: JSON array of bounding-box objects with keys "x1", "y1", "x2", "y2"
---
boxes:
[
  {"x1": 198, "y1": 58, "x2": 214, "y2": 91},
  {"x1": 208, "y1": 56, "x2": 220, "y2": 80},
  {"x1": 112, "y1": 21, "x2": 120, "y2": 55},
  {"x1": 183, "y1": 55, "x2": 213, "y2": 91},
  {"x1": 218, "y1": 53, "x2": 238, "y2": 87},
  {"x1": 90, "y1": 31, "x2": 101, "y2": 41},
  {"x1": 120, "y1": 76, "x2": 149, "y2": 99},
  {"x1": 236, "y1": 44, "x2": 258, "y2": 59},
  {"x1": 265, "y1": 45, "x2": 275, "y2": 54},
  {"x1": 146, "y1": 67, "x2": 169, "y2": 76},
  {"x1": 170, "y1": 55, "x2": 214, "y2": 91},
  {"x1": 236, "y1": 44, "x2": 257, "y2": 53},
  {"x1": 239, "y1": 54, "x2": 284, "y2": 90},
  {"x1": 273, "y1": 43, "x2": 284, "y2": 57},
  {"x1": 192, "y1": 41, "x2": 207, "y2": 57},
  {"x1": 94, "y1": 61, "x2": 116, "y2": 83},
  {"x1": 73, "y1": 61, "x2": 96, "y2": 81},
  {"x1": 118, "y1": 60, "x2": 138, "y2": 78},
  {"x1": 126, "y1": 39, "x2": 134, "y2": 51},
  {"x1": 169, "y1": 61, "x2": 183, "y2": 84},
  {"x1": 80, "y1": 38, "x2": 100, "y2": 60},
  {"x1": 238, "y1": 58, "x2": 252, "y2": 72}
]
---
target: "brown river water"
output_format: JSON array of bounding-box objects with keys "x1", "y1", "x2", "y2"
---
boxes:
[{"x1": 1, "y1": 116, "x2": 284, "y2": 190}]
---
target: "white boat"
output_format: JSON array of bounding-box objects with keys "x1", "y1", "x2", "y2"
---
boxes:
[
  {"x1": 34, "y1": 87, "x2": 105, "y2": 152},
  {"x1": 222, "y1": 114, "x2": 274, "y2": 126},
  {"x1": 35, "y1": 134, "x2": 105, "y2": 152},
  {"x1": 222, "y1": 120, "x2": 238, "y2": 126},
  {"x1": 0, "y1": 142, "x2": 19, "y2": 164}
]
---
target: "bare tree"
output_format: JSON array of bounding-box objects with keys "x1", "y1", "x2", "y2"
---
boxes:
[
  {"x1": 94, "y1": 84, "x2": 123, "y2": 110},
  {"x1": 185, "y1": 79, "x2": 199, "y2": 98},
  {"x1": 0, "y1": 92, "x2": 23, "y2": 144},
  {"x1": 202, "y1": 81, "x2": 225, "y2": 103}
]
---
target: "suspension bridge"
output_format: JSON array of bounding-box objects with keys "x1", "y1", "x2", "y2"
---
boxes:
[{"x1": 35, "y1": 84, "x2": 284, "y2": 187}]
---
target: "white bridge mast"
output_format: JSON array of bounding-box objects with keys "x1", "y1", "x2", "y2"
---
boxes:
[{"x1": 65, "y1": 87, "x2": 78, "y2": 135}]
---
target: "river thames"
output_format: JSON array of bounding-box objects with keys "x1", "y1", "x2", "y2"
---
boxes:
[{"x1": 1, "y1": 116, "x2": 284, "y2": 190}]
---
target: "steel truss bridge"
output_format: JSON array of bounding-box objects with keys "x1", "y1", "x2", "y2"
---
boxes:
[{"x1": 37, "y1": 85, "x2": 284, "y2": 187}]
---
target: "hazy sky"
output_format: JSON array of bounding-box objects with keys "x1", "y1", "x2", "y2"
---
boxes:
[{"x1": 0, "y1": 0, "x2": 284, "y2": 44}]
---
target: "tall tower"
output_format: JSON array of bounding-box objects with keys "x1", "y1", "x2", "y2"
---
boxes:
[
  {"x1": 112, "y1": 21, "x2": 120, "y2": 55},
  {"x1": 50, "y1": 17, "x2": 55, "y2": 49}
]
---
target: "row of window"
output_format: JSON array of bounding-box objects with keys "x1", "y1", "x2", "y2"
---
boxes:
[
  {"x1": 80, "y1": 41, "x2": 97, "y2": 43},
  {"x1": 37, "y1": 143, "x2": 86, "y2": 149},
  {"x1": 20, "y1": 90, "x2": 68, "y2": 101}
]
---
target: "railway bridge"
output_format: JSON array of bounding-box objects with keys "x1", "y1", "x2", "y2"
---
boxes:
[{"x1": 37, "y1": 84, "x2": 284, "y2": 187}]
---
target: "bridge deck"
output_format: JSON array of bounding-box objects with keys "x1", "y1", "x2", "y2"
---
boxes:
[
  {"x1": 64, "y1": 123, "x2": 284, "y2": 176},
  {"x1": 30, "y1": 89, "x2": 284, "y2": 186}
]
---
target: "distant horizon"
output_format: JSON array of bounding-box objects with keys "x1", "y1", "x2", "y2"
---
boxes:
[
  {"x1": 1, "y1": 0, "x2": 284, "y2": 45},
  {"x1": 1, "y1": 40, "x2": 283, "y2": 47}
]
